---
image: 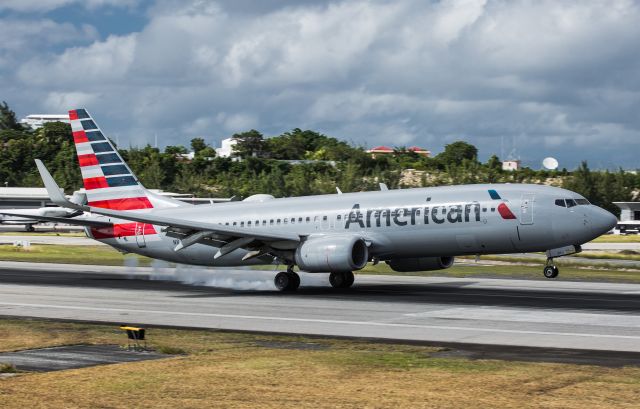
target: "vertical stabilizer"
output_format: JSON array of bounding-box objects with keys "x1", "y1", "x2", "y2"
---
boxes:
[{"x1": 68, "y1": 108, "x2": 184, "y2": 210}]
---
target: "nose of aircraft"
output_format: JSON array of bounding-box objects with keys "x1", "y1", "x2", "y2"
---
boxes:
[{"x1": 590, "y1": 206, "x2": 618, "y2": 236}]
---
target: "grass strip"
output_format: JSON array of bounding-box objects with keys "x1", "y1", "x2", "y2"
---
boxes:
[
  {"x1": 0, "y1": 244, "x2": 152, "y2": 266},
  {"x1": 0, "y1": 318, "x2": 639, "y2": 408}
]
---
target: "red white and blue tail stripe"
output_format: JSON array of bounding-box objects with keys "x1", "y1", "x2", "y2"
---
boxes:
[
  {"x1": 69, "y1": 108, "x2": 154, "y2": 211},
  {"x1": 69, "y1": 108, "x2": 185, "y2": 240}
]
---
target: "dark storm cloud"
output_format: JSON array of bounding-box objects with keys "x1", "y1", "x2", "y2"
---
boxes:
[{"x1": 2, "y1": 0, "x2": 640, "y2": 169}]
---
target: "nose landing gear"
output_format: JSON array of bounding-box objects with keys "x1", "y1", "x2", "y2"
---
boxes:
[{"x1": 543, "y1": 259, "x2": 559, "y2": 279}]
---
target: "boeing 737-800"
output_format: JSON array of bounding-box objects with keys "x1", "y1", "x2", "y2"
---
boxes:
[{"x1": 8, "y1": 109, "x2": 618, "y2": 291}]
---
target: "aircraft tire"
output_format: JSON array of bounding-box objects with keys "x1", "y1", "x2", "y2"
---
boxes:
[
  {"x1": 543, "y1": 265, "x2": 559, "y2": 279},
  {"x1": 343, "y1": 271, "x2": 354, "y2": 288},
  {"x1": 275, "y1": 272, "x2": 298, "y2": 291},
  {"x1": 287, "y1": 272, "x2": 300, "y2": 290},
  {"x1": 329, "y1": 272, "x2": 354, "y2": 289}
]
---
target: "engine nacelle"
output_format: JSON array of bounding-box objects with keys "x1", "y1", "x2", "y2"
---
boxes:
[
  {"x1": 295, "y1": 236, "x2": 368, "y2": 272},
  {"x1": 387, "y1": 256, "x2": 454, "y2": 272}
]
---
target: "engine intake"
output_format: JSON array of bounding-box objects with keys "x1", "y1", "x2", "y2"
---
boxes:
[
  {"x1": 295, "y1": 236, "x2": 368, "y2": 272},
  {"x1": 388, "y1": 256, "x2": 454, "y2": 272}
]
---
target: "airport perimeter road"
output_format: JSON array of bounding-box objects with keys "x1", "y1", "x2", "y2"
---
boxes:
[{"x1": 1, "y1": 261, "x2": 640, "y2": 353}]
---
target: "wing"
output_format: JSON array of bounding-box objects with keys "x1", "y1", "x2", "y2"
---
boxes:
[{"x1": 34, "y1": 159, "x2": 299, "y2": 257}]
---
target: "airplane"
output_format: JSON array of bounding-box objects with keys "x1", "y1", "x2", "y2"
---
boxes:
[
  {"x1": 12, "y1": 108, "x2": 618, "y2": 291},
  {"x1": 0, "y1": 192, "x2": 85, "y2": 231}
]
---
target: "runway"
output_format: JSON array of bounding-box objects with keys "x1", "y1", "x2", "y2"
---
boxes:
[{"x1": 1, "y1": 261, "x2": 640, "y2": 353}]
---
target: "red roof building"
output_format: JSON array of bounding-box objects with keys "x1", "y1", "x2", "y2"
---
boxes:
[{"x1": 366, "y1": 145, "x2": 431, "y2": 158}]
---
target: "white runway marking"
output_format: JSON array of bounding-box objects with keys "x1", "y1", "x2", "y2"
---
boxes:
[{"x1": 2, "y1": 301, "x2": 640, "y2": 341}]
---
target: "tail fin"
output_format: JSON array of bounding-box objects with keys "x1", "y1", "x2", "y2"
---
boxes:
[{"x1": 68, "y1": 108, "x2": 184, "y2": 210}]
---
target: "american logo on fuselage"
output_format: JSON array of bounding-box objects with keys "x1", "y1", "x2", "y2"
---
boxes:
[{"x1": 345, "y1": 202, "x2": 483, "y2": 229}]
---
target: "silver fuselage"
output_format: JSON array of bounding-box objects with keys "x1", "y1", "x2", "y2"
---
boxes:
[{"x1": 87, "y1": 183, "x2": 617, "y2": 269}]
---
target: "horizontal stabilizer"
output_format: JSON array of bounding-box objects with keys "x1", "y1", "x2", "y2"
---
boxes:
[{"x1": 0, "y1": 212, "x2": 112, "y2": 228}]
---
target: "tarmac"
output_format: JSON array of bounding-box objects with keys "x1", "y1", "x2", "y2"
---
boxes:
[
  {"x1": 0, "y1": 345, "x2": 165, "y2": 372},
  {"x1": 1, "y1": 261, "x2": 639, "y2": 356}
]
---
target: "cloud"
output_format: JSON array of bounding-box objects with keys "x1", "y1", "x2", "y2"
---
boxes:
[
  {"x1": 44, "y1": 91, "x2": 100, "y2": 112},
  {"x1": 0, "y1": 19, "x2": 98, "y2": 52},
  {"x1": 5, "y1": 0, "x2": 640, "y2": 168},
  {"x1": 0, "y1": 0, "x2": 139, "y2": 13}
]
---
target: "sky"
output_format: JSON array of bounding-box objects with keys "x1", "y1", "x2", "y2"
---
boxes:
[{"x1": 1, "y1": 0, "x2": 639, "y2": 169}]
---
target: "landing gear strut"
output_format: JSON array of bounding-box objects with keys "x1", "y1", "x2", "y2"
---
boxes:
[
  {"x1": 543, "y1": 259, "x2": 559, "y2": 279},
  {"x1": 329, "y1": 271, "x2": 354, "y2": 289},
  {"x1": 274, "y1": 266, "x2": 300, "y2": 291}
]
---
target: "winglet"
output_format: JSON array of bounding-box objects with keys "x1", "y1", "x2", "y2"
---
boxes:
[
  {"x1": 35, "y1": 159, "x2": 88, "y2": 211},
  {"x1": 379, "y1": 183, "x2": 388, "y2": 191}
]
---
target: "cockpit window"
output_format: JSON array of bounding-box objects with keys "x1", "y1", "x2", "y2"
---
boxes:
[
  {"x1": 575, "y1": 198, "x2": 590, "y2": 205},
  {"x1": 566, "y1": 199, "x2": 577, "y2": 208},
  {"x1": 555, "y1": 199, "x2": 566, "y2": 207}
]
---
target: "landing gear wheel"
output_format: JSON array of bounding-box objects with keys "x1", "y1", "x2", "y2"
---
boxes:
[
  {"x1": 288, "y1": 271, "x2": 300, "y2": 289},
  {"x1": 274, "y1": 271, "x2": 300, "y2": 291},
  {"x1": 543, "y1": 265, "x2": 559, "y2": 279},
  {"x1": 329, "y1": 272, "x2": 354, "y2": 289},
  {"x1": 25, "y1": 224, "x2": 35, "y2": 232}
]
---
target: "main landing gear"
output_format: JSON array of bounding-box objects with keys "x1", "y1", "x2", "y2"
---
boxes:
[
  {"x1": 543, "y1": 259, "x2": 559, "y2": 279},
  {"x1": 273, "y1": 268, "x2": 355, "y2": 291},
  {"x1": 274, "y1": 266, "x2": 300, "y2": 291},
  {"x1": 329, "y1": 271, "x2": 354, "y2": 289}
]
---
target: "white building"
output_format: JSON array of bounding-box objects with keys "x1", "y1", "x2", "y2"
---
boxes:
[
  {"x1": 20, "y1": 114, "x2": 70, "y2": 130},
  {"x1": 0, "y1": 187, "x2": 52, "y2": 208},
  {"x1": 215, "y1": 137, "x2": 238, "y2": 158},
  {"x1": 502, "y1": 160, "x2": 521, "y2": 171}
]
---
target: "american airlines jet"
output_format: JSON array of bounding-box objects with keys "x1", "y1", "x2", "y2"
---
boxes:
[{"x1": 8, "y1": 109, "x2": 618, "y2": 291}]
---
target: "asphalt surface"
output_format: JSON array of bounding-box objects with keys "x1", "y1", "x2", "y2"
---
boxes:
[
  {"x1": 0, "y1": 345, "x2": 165, "y2": 372},
  {"x1": 1, "y1": 262, "x2": 640, "y2": 360}
]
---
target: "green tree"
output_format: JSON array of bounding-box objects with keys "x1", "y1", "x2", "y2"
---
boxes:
[
  {"x1": 232, "y1": 130, "x2": 265, "y2": 158},
  {"x1": 190, "y1": 138, "x2": 207, "y2": 154},
  {"x1": 437, "y1": 141, "x2": 478, "y2": 166},
  {"x1": 0, "y1": 101, "x2": 23, "y2": 131}
]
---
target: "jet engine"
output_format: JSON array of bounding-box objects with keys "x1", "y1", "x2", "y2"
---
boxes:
[
  {"x1": 387, "y1": 256, "x2": 454, "y2": 272},
  {"x1": 294, "y1": 236, "x2": 368, "y2": 272}
]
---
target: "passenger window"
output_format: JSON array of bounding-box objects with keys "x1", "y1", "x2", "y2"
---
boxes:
[
  {"x1": 225, "y1": 222, "x2": 229, "y2": 225},
  {"x1": 416, "y1": 209, "x2": 420, "y2": 216},
  {"x1": 323, "y1": 216, "x2": 327, "y2": 221},
  {"x1": 298, "y1": 217, "x2": 303, "y2": 222},
  {"x1": 270, "y1": 219, "x2": 274, "y2": 225},
  {"x1": 566, "y1": 199, "x2": 577, "y2": 208},
  {"x1": 306, "y1": 217, "x2": 310, "y2": 222},
  {"x1": 233, "y1": 222, "x2": 237, "y2": 226},
  {"x1": 555, "y1": 199, "x2": 566, "y2": 207},
  {"x1": 490, "y1": 208, "x2": 495, "y2": 212},
  {"x1": 291, "y1": 218, "x2": 295, "y2": 224},
  {"x1": 240, "y1": 222, "x2": 244, "y2": 227},
  {"x1": 277, "y1": 219, "x2": 281, "y2": 224},
  {"x1": 337, "y1": 215, "x2": 342, "y2": 220},
  {"x1": 262, "y1": 220, "x2": 266, "y2": 226},
  {"x1": 247, "y1": 221, "x2": 251, "y2": 226}
]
